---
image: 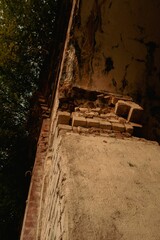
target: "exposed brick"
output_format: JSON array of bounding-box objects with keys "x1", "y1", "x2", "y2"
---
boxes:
[
  {"x1": 100, "y1": 120, "x2": 112, "y2": 130},
  {"x1": 115, "y1": 100, "x2": 131, "y2": 118},
  {"x1": 58, "y1": 124, "x2": 72, "y2": 131},
  {"x1": 112, "y1": 122, "x2": 125, "y2": 132},
  {"x1": 119, "y1": 117, "x2": 127, "y2": 124},
  {"x1": 79, "y1": 107, "x2": 88, "y2": 112},
  {"x1": 109, "y1": 96, "x2": 119, "y2": 105},
  {"x1": 72, "y1": 114, "x2": 87, "y2": 127},
  {"x1": 77, "y1": 126, "x2": 89, "y2": 133},
  {"x1": 87, "y1": 118, "x2": 100, "y2": 128},
  {"x1": 109, "y1": 118, "x2": 119, "y2": 123},
  {"x1": 72, "y1": 111, "x2": 80, "y2": 117},
  {"x1": 125, "y1": 123, "x2": 133, "y2": 134},
  {"x1": 115, "y1": 100, "x2": 143, "y2": 124},
  {"x1": 20, "y1": 119, "x2": 49, "y2": 240},
  {"x1": 127, "y1": 105, "x2": 143, "y2": 123},
  {"x1": 91, "y1": 107, "x2": 101, "y2": 113},
  {"x1": 57, "y1": 111, "x2": 71, "y2": 125},
  {"x1": 105, "y1": 112, "x2": 117, "y2": 118},
  {"x1": 100, "y1": 114, "x2": 108, "y2": 119},
  {"x1": 85, "y1": 112, "x2": 99, "y2": 118}
]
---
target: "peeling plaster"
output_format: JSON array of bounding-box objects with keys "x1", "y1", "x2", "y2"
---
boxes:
[{"x1": 66, "y1": 0, "x2": 160, "y2": 141}]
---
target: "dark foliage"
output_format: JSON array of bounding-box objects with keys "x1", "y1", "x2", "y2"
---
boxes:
[{"x1": 0, "y1": 0, "x2": 59, "y2": 238}]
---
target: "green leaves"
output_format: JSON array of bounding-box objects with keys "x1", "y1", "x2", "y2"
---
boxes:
[{"x1": 0, "y1": 0, "x2": 59, "y2": 238}]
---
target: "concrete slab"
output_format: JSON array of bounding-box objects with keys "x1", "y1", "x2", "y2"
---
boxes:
[{"x1": 60, "y1": 134, "x2": 160, "y2": 240}]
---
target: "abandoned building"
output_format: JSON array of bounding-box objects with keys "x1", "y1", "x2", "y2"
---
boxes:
[{"x1": 20, "y1": 0, "x2": 160, "y2": 239}]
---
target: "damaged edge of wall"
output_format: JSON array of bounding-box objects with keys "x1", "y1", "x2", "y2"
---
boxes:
[
  {"x1": 20, "y1": 118, "x2": 50, "y2": 240},
  {"x1": 20, "y1": 1, "x2": 79, "y2": 239}
]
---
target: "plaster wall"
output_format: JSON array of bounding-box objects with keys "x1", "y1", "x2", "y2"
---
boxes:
[{"x1": 65, "y1": 0, "x2": 160, "y2": 141}]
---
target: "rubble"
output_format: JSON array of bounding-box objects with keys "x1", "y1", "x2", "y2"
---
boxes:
[{"x1": 57, "y1": 88, "x2": 143, "y2": 137}]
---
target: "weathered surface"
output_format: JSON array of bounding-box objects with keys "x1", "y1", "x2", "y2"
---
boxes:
[
  {"x1": 25, "y1": 124, "x2": 160, "y2": 240},
  {"x1": 60, "y1": 133, "x2": 160, "y2": 240},
  {"x1": 72, "y1": 0, "x2": 160, "y2": 96},
  {"x1": 21, "y1": 1, "x2": 160, "y2": 239},
  {"x1": 60, "y1": 0, "x2": 160, "y2": 141}
]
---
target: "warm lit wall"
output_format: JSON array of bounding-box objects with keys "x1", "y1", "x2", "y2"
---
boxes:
[
  {"x1": 73, "y1": 0, "x2": 160, "y2": 95},
  {"x1": 69, "y1": 0, "x2": 160, "y2": 140}
]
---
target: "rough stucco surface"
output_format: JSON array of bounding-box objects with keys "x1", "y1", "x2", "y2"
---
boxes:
[{"x1": 59, "y1": 133, "x2": 160, "y2": 240}]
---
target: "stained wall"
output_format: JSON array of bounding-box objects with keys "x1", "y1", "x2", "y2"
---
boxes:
[{"x1": 67, "y1": 0, "x2": 160, "y2": 140}]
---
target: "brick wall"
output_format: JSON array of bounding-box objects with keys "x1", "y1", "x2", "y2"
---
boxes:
[
  {"x1": 37, "y1": 127, "x2": 68, "y2": 240},
  {"x1": 21, "y1": 108, "x2": 70, "y2": 240},
  {"x1": 20, "y1": 1, "x2": 78, "y2": 238},
  {"x1": 20, "y1": 119, "x2": 50, "y2": 240}
]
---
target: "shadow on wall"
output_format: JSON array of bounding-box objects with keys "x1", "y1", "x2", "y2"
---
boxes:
[{"x1": 133, "y1": 41, "x2": 160, "y2": 142}]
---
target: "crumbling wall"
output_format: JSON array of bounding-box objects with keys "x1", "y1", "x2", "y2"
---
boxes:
[
  {"x1": 60, "y1": 0, "x2": 160, "y2": 141},
  {"x1": 21, "y1": 1, "x2": 160, "y2": 239},
  {"x1": 21, "y1": 104, "x2": 160, "y2": 240}
]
